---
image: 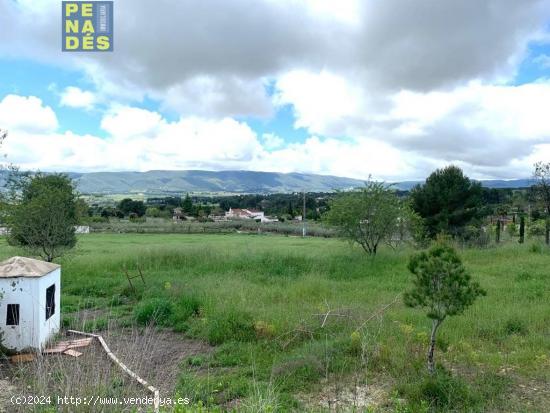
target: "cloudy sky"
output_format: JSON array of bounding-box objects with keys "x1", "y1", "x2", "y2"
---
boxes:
[{"x1": 1, "y1": 0, "x2": 550, "y2": 180}]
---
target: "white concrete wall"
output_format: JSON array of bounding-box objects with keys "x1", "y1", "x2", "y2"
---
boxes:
[
  {"x1": 0, "y1": 277, "x2": 39, "y2": 351},
  {"x1": 74, "y1": 226, "x2": 90, "y2": 234},
  {"x1": 37, "y1": 269, "x2": 61, "y2": 348},
  {"x1": 0, "y1": 268, "x2": 60, "y2": 352}
]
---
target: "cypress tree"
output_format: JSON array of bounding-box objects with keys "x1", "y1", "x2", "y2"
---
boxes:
[
  {"x1": 519, "y1": 216, "x2": 525, "y2": 244},
  {"x1": 496, "y1": 220, "x2": 501, "y2": 244}
]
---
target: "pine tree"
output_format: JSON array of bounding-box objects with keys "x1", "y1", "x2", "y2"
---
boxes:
[
  {"x1": 404, "y1": 242, "x2": 486, "y2": 374},
  {"x1": 182, "y1": 193, "x2": 193, "y2": 214}
]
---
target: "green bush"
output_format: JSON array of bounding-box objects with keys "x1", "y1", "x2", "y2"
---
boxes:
[
  {"x1": 400, "y1": 371, "x2": 477, "y2": 412},
  {"x1": 172, "y1": 294, "x2": 202, "y2": 331},
  {"x1": 528, "y1": 242, "x2": 543, "y2": 254},
  {"x1": 419, "y1": 373, "x2": 472, "y2": 409},
  {"x1": 134, "y1": 297, "x2": 173, "y2": 326},
  {"x1": 207, "y1": 309, "x2": 256, "y2": 345},
  {"x1": 461, "y1": 225, "x2": 490, "y2": 248},
  {"x1": 504, "y1": 318, "x2": 528, "y2": 336},
  {"x1": 528, "y1": 219, "x2": 547, "y2": 237}
]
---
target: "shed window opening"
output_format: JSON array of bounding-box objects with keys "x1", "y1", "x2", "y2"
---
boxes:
[
  {"x1": 46, "y1": 284, "x2": 55, "y2": 320},
  {"x1": 6, "y1": 304, "x2": 20, "y2": 326}
]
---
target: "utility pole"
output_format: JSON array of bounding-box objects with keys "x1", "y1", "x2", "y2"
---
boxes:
[{"x1": 302, "y1": 191, "x2": 306, "y2": 237}]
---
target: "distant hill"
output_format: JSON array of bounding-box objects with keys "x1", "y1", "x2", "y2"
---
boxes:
[
  {"x1": 391, "y1": 179, "x2": 534, "y2": 191},
  {"x1": 0, "y1": 170, "x2": 534, "y2": 195},
  {"x1": 68, "y1": 170, "x2": 366, "y2": 195}
]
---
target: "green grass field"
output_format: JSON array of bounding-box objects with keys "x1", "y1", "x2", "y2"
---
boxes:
[{"x1": 1, "y1": 234, "x2": 549, "y2": 412}]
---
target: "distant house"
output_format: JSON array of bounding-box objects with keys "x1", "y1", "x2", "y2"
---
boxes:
[
  {"x1": 173, "y1": 207, "x2": 184, "y2": 221},
  {"x1": 225, "y1": 208, "x2": 278, "y2": 223},
  {"x1": 173, "y1": 208, "x2": 195, "y2": 221}
]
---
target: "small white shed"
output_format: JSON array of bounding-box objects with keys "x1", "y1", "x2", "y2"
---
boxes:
[{"x1": 0, "y1": 256, "x2": 61, "y2": 353}]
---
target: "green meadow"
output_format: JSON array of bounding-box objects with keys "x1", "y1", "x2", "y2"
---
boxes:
[{"x1": 1, "y1": 233, "x2": 549, "y2": 412}]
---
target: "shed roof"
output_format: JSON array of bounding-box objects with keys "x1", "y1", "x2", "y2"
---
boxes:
[{"x1": 0, "y1": 256, "x2": 60, "y2": 278}]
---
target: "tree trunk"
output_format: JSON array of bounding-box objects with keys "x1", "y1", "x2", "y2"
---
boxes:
[{"x1": 427, "y1": 319, "x2": 441, "y2": 375}]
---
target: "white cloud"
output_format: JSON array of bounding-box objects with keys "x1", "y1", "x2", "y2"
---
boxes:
[
  {"x1": 0, "y1": 98, "x2": 451, "y2": 180},
  {"x1": 59, "y1": 87, "x2": 96, "y2": 110},
  {"x1": 274, "y1": 70, "x2": 366, "y2": 136},
  {"x1": 2, "y1": 0, "x2": 548, "y2": 114},
  {"x1": 1, "y1": 1, "x2": 550, "y2": 179},
  {"x1": 0, "y1": 95, "x2": 58, "y2": 133},
  {"x1": 100, "y1": 106, "x2": 164, "y2": 138},
  {"x1": 262, "y1": 133, "x2": 284, "y2": 150},
  {"x1": 273, "y1": 70, "x2": 550, "y2": 177},
  {"x1": 533, "y1": 54, "x2": 550, "y2": 69}
]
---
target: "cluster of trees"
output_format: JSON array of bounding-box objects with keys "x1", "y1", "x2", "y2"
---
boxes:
[
  {"x1": 324, "y1": 166, "x2": 485, "y2": 255},
  {"x1": 324, "y1": 163, "x2": 550, "y2": 374},
  {"x1": 146, "y1": 193, "x2": 215, "y2": 220},
  {"x1": 205, "y1": 193, "x2": 329, "y2": 220},
  {"x1": 112, "y1": 192, "x2": 331, "y2": 222},
  {"x1": 326, "y1": 164, "x2": 550, "y2": 253},
  {"x1": 88, "y1": 198, "x2": 147, "y2": 220}
]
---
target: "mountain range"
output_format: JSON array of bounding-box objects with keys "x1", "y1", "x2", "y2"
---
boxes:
[
  {"x1": 0, "y1": 170, "x2": 534, "y2": 195},
  {"x1": 68, "y1": 170, "x2": 366, "y2": 195},
  {"x1": 68, "y1": 170, "x2": 533, "y2": 195}
]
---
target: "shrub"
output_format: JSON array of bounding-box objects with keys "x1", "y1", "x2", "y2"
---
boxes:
[
  {"x1": 175, "y1": 294, "x2": 202, "y2": 319},
  {"x1": 172, "y1": 294, "x2": 202, "y2": 331},
  {"x1": 528, "y1": 242, "x2": 543, "y2": 254},
  {"x1": 461, "y1": 225, "x2": 490, "y2": 248},
  {"x1": 134, "y1": 297, "x2": 173, "y2": 326},
  {"x1": 399, "y1": 370, "x2": 477, "y2": 412},
  {"x1": 207, "y1": 309, "x2": 256, "y2": 345},
  {"x1": 504, "y1": 318, "x2": 528, "y2": 336},
  {"x1": 417, "y1": 373, "x2": 472, "y2": 409},
  {"x1": 528, "y1": 220, "x2": 546, "y2": 237}
]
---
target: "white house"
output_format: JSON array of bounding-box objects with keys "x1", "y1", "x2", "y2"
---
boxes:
[
  {"x1": 225, "y1": 208, "x2": 277, "y2": 223},
  {"x1": 0, "y1": 256, "x2": 61, "y2": 353}
]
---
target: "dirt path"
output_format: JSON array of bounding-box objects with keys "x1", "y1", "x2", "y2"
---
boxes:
[{"x1": 3, "y1": 326, "x2": 213, "y2": 412}]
